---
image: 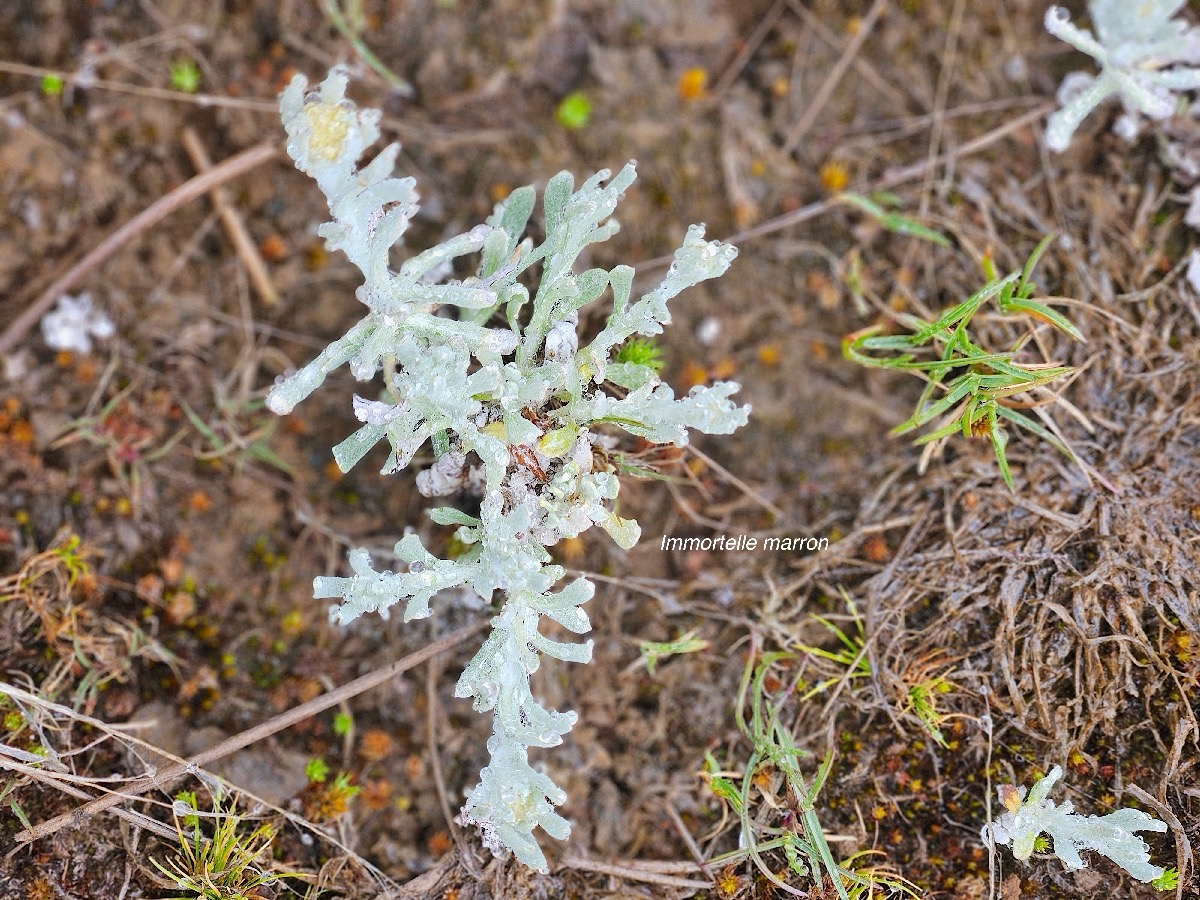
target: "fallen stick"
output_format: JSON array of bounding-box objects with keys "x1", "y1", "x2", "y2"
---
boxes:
[
  {"x1": 0, "y1": 141, "x2": 278, "y2": 357},
  {"x1": 181, "y1": 127, "x2": 279, "y2": 307},
  {"x1": 13, "y1": 620, "x2": 486, "y2": 846},
  {"x1": 635, "y1": 103, "x2": 1054, "y2": 279}
]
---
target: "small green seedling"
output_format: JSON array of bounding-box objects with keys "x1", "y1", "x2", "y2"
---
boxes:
[
  {"x1": 638, "y1": 629, "x2": 708, "y2": 675},
  {"x1": 839, "y1": 192, "x2": 952, "y2": 248},
  {"x1": 614, "y1": 336, "x2": 665, "y2": 373},
  {"x1": 304, "y1": 757, "x2": 330, "y2": 784},
  {"x1": 169, "y1": 59, "x2": 201, "y2": 94},
  {"x1": 901, "y1": 663, "x2": 959, "y2": 749},
  {"x1": 40, "y1": 73, "x2": 64, "y2": 97},
  {"x1": 555, "y1": 90, "x2": 592, "y2": 130},
  {"x1": 1152, "y1": 867, "x2": 1180, "y2": 891},
  {"x1": 843, "y1": 235, "x2": 1082, "y2": 489}
]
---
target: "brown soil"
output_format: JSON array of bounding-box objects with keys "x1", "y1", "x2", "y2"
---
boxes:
[{"x1": 0, "y1": 1, "x2": 1197, "y2": 898}]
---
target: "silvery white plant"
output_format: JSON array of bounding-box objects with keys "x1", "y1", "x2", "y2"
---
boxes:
[
  {"x1": 40, "y1": 293, "x2": 115, "y2": 353},
  {"x1": 981, "y1": 765, "x2": 1167, "y2": 883},
  {"x1": 1044, "y1": 0, "x2": 1200, "y2": 151},
  {"x1": 267, "y1": 68, "x2": 748, "y2": 871}
]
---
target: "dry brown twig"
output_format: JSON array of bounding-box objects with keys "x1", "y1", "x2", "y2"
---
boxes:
[
  {"x1": 0, "y1": 141, "x2": 278, "y2": 357},
  {"x1": 560, "y1": 855, "x2": 712, "y2": 891},
  {"x1": 0, "y1": 59, "x2": 278, "y2": 111},
  {"x1": 181, "y1": 127, "x2": 279, "y2": 308},
  {"x1": 11, "y1": 620, "x2": 486, "y2": 847},
  {"x1": 781, "y1": 0, "x2": 887, "y2": 153},
  {"x1": 636, "y1": 103, "x2": 1054, "y2": 275}
]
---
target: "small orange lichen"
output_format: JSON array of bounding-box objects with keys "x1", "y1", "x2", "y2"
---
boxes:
[
  {"x1": 358, "y1": 728, "x2": 395, "y2": 762},
  {"x1": 677, "y1": 67, "x2": 709, "y2": 101},
  {"x1": 427, "y1": 830, "x2": 453, "y2": 857},
  {"x1": 9, "y1": 420, "x2": 34, "y2": 446},
  {"x1": 186, "y1": 490, "x2": 212, "y2": 513},
  {"x1": 680, "y1": 361, "x2": 709, "y2": 388},
  {"x1": 405, "y1": 753, "x2": 425, "y2": 782},
  {"x1": 756, "y1": 342, "x2": 781, "y2": 367},
  {"x1": 710, "y1": 357, "x2": 738, "y2": 381},
  {"x1": 360, "y1": 778, "x2": 393, "y2": 811},
  {"x1": 259, "y1": 234, "x2": 288, "y2": 262},
  {"x1": 819, "y1": 160, "x2": 850, "y2": 193},
  {"x1": 862, "y1": 534, "x2": 891, "y2": 563}
]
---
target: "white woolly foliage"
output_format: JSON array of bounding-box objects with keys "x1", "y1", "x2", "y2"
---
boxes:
[
  {"x1": 981, "y1": 766, "x2": 1167, "y2": 883},
  {"x1": 269, "y1": 69, "x2": 748, "y2": 871},
  {"x1": 1044, "y1": 1, "x2": 1200, "y2": 151},
  {"x1": 40, "y1": 293, "x2": 115, "y2": 353}
]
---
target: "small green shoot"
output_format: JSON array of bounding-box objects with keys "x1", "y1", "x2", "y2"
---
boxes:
[
  {"x1": 318, "y1": 0, "x2": 413, "y2": 95},
  {"x1": 715, "y1": 648, "x2": 858, "y2": 898},
  {"x1": 305, "y1": 757, "x2": 330, "y2": 784},
  {"x1": 174, "y1": 790, "x2": 201, "y2": 830},
  {"x1": 332, "y1": 710, "x2": 353, "y2": 736},
  {"x1": 613, "y1": 336, "x2": 665, "y2": 372},
  {"x1": 48, "y1": 534, "x2": 90, "y2": 588},
  {"x1": 839, "y1": 851, "x2": 922, "y2": 899},
  {"x1": 556, "y1": 91, "x2": 592, "y2": 130},
  {"x1": 1152, "y1": 867, "x2": 1180, "y2": 891},
  {"x1": 843, "y1": 235, "x2": 1082, "y2": 489},
  {"x1": 180, "y1": 399, "x2": 292, "y2": 475},
  {"x1": 639, "y1": 630, "x2": 708, "y2": 675},
  {"x1": 169, "y1": 59, "x2": 202, "y2": 94},
  {"x1": 838, "y1": 192, "x2": 952, "y2": 248},
  {"x1": 700, "y1": 752, "x2": 743, "y2": 813},
  {"x1": 40, "y1": 73, "x2": 64, "y2": 96}
]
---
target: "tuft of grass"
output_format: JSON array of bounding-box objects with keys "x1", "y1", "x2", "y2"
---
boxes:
[
  {"x1": 794, "y1": 588, "x2": 871, "y2": 702},
  {"x1": 701, "y1": 645, "x2": 918, "y2": 899},
  {"x1": 153, "y1": 790, "x2": 300, "y2": 900},
  {"x1": 843, "y1": 235, "x2": 1083, "y2": 489},
  {"x1": 898, "y1": 652, "x2": 963, "y2": 749}
]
